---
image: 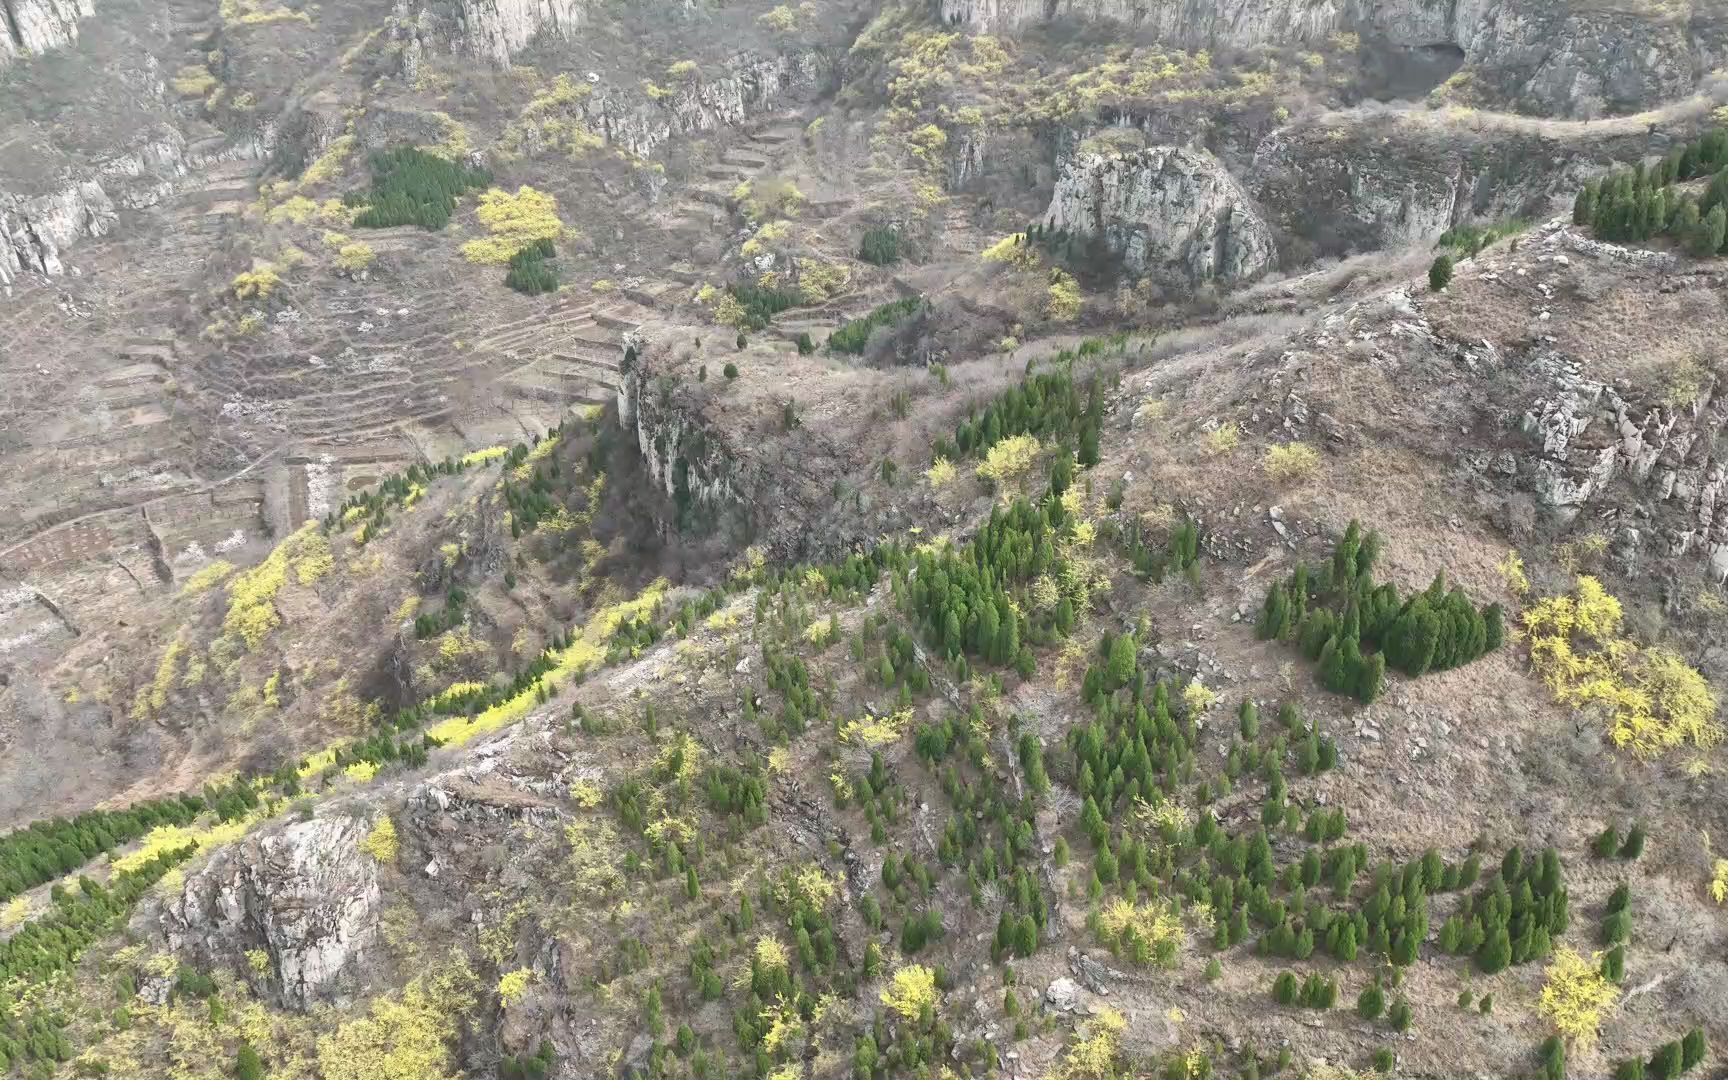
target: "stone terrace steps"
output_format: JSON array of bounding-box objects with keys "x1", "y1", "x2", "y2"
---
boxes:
[
  {"x1": 720, "y1": 150, "x2": 770, "y2": 170},
  {"x1": 474, "y1": 305, "x2": 600, "y2": 352},
  {"x1": 502, "y1": 370, "x2": 615, "y2": 407}
]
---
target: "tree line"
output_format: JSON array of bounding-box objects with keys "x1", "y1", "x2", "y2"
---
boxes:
[
  {"x1": 1574, "y1": 128, "x2": 1728, "y2": 256},
  {"x1": 346, "y1": 146, "x2": 492, "y2": 231},
  {"x1": 1256, "y1": 520, "x2": 1504, "y2": 702}
]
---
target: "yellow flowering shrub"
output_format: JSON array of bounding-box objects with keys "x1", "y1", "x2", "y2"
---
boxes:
[
  {"x1": 1263, "y1": 442, "x2": 1320, "y2": 483},
  {"x1": 362, "y1": 816, "x2": 398, "y2": 862},
  {"x1": 222, "y1": 523, "x2": 325, "y2": 648},
  {"x1": 315, "y1": 960, "x2": 477, "y2": 1080},
  {"x1": 1205, "y1": 422, "x2": 1240, "y2": 455},
  {"x1": 975, "y1": 435, "x2": 1041, "y2": 487},
  {"x1": 497, "y1": 968, "x2": 533, "y2": 1006},
  {"x1": 1182, "y1": 679, "x2": 1217, "y2": 715},
  {"x1": 755, "y1": 936, "x2": 789, "y2": 971},
  {"x1": 181, "y1": 560, "x2": 235, "y2": 595},
  {"x1": 1095, "y1": 897, "x2": 1185, "y2": 967},
  {"x1": 1046, "y1": 268, "x2": 1082, "y2": 321},
  {"x1": 1524, "y1": 576, "x2": 1721, "y2": 755},
  {"x1": 231, "y1": 266, "x2": 281, "y2": 300},
  {"x1": 982, "y1": 233, "x2": 1039, "y2": 269},
  {"x1": 1538, "y1": 947, "x2": 1619, "y2": 1049},
  {"x1": 1052, "y1": 1007, "x2": 1126, "y2": 1079},
  {"x1": 926, "y1": 457, "x2": 957, "y2": 487},
  {"x1": 880, "y1": 964, "x2": 938, "y2": 1021},
  {"x1": 461, "y1": 186, "x2": 566, "y2": 264},
  {"x1": 838, "y1": 708, "x2": 913, "y2": 747}
]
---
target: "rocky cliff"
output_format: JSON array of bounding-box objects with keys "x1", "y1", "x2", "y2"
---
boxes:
[
  {"x1": 0, "y1": 127, "x2": 263, "y2": 289},
  {"x1": 936, "y1": 0, "x2": 1716, "y2": 117},
  {"x1": 0, "y1": 180, "x2": 115, "y2": 287},
  {"x1": 1246, "y1": 114, "x2": 1666, "y2": 260},
  {"x1": 396, "y1": 0, "x2": 591, "y2": 66},
  {"x1": 0, "y1": 0, "x2": 94, "y2": 68},
  {"x1": 584, "y1": 52, "x2": 829, "y2": 159},
  {"x1": 1043, "y1": 145, "x2": 1276, "y2": 284},
  {"x1": 622, "y1": 349, "x2": 751, "y2": 541},
  {"x1": 161, "y1": 814, "x2": 383, "y2": 1009}
]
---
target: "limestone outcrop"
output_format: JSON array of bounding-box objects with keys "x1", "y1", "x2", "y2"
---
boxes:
[
  {"x1": 935, "y1": 0, "x2": 1713, "y2": 117},
  {"x1": 1043, "y1": 146, "x2": 1276, "y2": 284},
  {"x1": 162, "y1": 814, "x2": 382, "y2": 1009},
  {"x1": 0, "y1": 181, "x2": 116, "y2": 287},
  {"x1": 0, "y1": 0, "x2": 95, "y2": 68}
]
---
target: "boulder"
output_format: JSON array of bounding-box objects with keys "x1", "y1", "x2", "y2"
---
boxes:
[{"x1": 163, "y1": 814, "x2": 382, "y2": 1009}]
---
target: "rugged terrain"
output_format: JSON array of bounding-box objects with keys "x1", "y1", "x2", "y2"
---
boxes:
[{"x1": 1, "y1": 0, "x2": 1727, "y2": 1077}]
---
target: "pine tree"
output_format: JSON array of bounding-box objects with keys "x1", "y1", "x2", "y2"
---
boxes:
[
  {"x1": 1273, "y1": 971, "x2": 1299, "y2": 1005},
  {"x1": 1429, "y1": 254, "x2": 1454, "y2": 292},
  {"x1": 685, "y1": 866, "x2": 699, "y2": 900},
  {"x1": 1477, "y1": 927, "x2": 1512, "y2": 974},
  {"x1": 1357, "y1": 981, "x2": 1385, "y2": 1019},
  {"x1": 1620, "y1": 823, "x2": 1646, "y2": 859},
  {"x1": 1600, "y1": 944, "x2": 1624, "y2": 982},
  {"x1": 1388, "y1": 997, "x2": 1413, "y2": 1032},
  {"x1": 1705, "y1": 205, "x2": 1727, "y2": 256},
  {"x1": 1681, "y1": 1028, "x2": 1706, "y2": 1070},
  {"x1": 1358, "y1": 652, "x2": 1385, "y2": 704},
  {"x1": 236, "y1": 1044, "x2": 264, "y2": 1080},
  {"x1": 1592, "y1": 824, "x2": 1621, "y2": 859}
]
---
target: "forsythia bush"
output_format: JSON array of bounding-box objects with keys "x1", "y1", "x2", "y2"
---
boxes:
[
  {"x1": 880, "y1": 964, "x2": 938, "y2": 1021},
  {"x1": 975, "y1": 434, "x2": 1041, "y2": 487},
  {"x1": 1205, "y1": 423, "x2": 1241, "y2": 455},
  {"x1": 461, "y1": 186, "x2": 565, "y2": 264},
  {"x1": 1094, "y1": 897, "x2": 1185, "y2": 967},
  {"x1": 982, "y1": 233, "x2": 1039, "y2": 269},
  {"x1": 316, "y1": 960, "x2": 476, "y2": 1080},
  {"x1": 497, "y1": 968, "x2": 533, "y2": 1006},
  {"x1": 1046, "y1": 269, "x2": 1082, "y2": 321},
  {"x1": 1524, "y1": 576, "x2": 1722, "y2": 755},
  {"x1": 231, "y1": 266, "x2": 282, "y2": 300},
  {"x1": 1182, "y1": 678, "x2": 1217, "y2": 715},
  {"x1": 361, "y1": 816, "x2": 398, "y2": 862},
  {"x1": 926, "y1": 457, "x2": 957, "y2": 487},
  {"x1": 223, "y1": 523, "x2": 326, "y2": 649},
  {"x1": 1052, "y1": 1007, "x2": 1127, "y2": 1079},
  {"x1": 1263, "y1": 442, "x2": 1320, "y2": 483},
  {"x1": 1537, "y1": 946, "x2": 1619, "y2": 1048}
]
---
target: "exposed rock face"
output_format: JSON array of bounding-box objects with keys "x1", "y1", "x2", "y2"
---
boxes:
[
  {"x1": 453, "y1": 0, "x2": 588, "y2": 64},
  {"x1": 1043, "y1": 146, "x2": 1276, "y2": 284},
  {"x1": 0, "y1": 0, "x2": 95, "y2": 68},
  {"x1": 583, "y1": 53, "x2": 828, "y2": 159},
  {"x1": 1247, "y1": 116, "x2": 1660, "y2": 257},
  {"x1": 936, "y1": 0, "x2": 1709, "y2": 116},
  {"x1": 0, "y1": 129, "x2": 260, "y2": 288},
  {"x1": 0, "y1": 181, "x2": 115, "y2": 287},
  {"x1": 396, "y1": 0, "x2": 590, "y2": 65},
  {"x1": 621, "y1": 353, "x2": 747, "y2": 531},
  {"x1": 162, "y1": 815, "x2": 382, "y2": 1009}
]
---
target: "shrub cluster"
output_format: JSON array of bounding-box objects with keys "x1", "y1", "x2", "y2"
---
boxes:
[
  {"x1": 0, "y1": 845, "x2": 193, "y2": 988},
  {"x1": 937, "y1": 369, "x2": 1102, "y2": 467},
  {"x1": 1256, "y1": 520, "x2": 1503, "y2": 701},
  {"x1": 504, "y1": 237, "x2": 558, "y2": 294},
  {"x1": 346, "y1": 147, "x2": 491, "y2": 230},
  {"x1": 0, "y1": 795, "x2": 208, "y2": 901},
  {"x1": 1574, "y1": 129, "x2": 1728, "y2": 255},
  {"x1": 1435, "y1": 846, "x2": 1570, "y2": 973},
  {"x1": 827, "y1": 297, "x2": 923, "y2": 354},
  {"x1": 726, "y1": 281, "x2": 800, "y2": 330},
  {"x1": 858, "y1": 225, "x2": 901, "y2": 266}
]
